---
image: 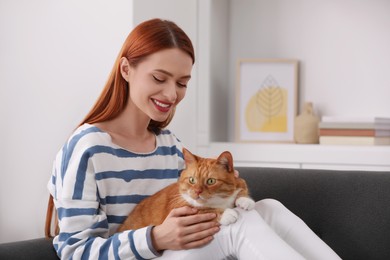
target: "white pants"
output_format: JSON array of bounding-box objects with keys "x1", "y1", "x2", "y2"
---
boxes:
[{"x1": 159, "y1": 199, "x2": 341, "y2": 260}]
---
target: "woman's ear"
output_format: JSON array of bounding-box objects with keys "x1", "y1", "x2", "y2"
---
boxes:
[{"x1": 119, "y1": 57, "x2": 131, "y2": 82}]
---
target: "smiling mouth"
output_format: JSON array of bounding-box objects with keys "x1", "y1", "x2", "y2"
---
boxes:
[{"x1": 152, "y1": 99, "x2": 172, "y2": 112}]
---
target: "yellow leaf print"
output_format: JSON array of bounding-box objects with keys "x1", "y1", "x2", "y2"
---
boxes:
[{"x1": 245, "y1": 75, "x2": 288, "y2": 132}]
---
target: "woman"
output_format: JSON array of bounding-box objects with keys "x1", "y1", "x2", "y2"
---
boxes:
[{"x1": 46, "y1": 18, "x2": 340, "y2": 259}]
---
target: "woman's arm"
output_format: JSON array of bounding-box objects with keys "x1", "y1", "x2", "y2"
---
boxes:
[
  {"x1": 48, "y1": 129, "x2": 159, "y2": 259},
  {"x1": 52, "y1": 196, "x2": 157, "y2": 259}
]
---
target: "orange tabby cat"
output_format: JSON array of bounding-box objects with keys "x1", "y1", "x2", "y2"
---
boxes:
[{"x1": 117, "y1": 148, "x2": 255, "y2": 232}]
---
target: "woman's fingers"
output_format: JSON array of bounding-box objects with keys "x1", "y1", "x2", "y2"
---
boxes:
[
  {"x1": 180, "y1": 222, "x2": 220, "y2": 247},
  {"x1": 167, "y1": 206, "x2": 197, "y2": 218},
  {"x1": 167, "y1": 206, "x2": 218, "y2": 230},
  {"x1": 180, "y1": 212, "x2": 218, "y2": 228},
  {"x1": 152, "y1": 206, "x2": 220, "y2": 251}
]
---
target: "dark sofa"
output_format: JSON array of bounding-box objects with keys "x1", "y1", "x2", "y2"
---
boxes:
[{"x1": 1, "y1": 167, "x2": 389, "y2": 260}]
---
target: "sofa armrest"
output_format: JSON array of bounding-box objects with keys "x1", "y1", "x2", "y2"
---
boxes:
[{"x1": 0, "y1": 238, "x2": 58, "y2": 260}]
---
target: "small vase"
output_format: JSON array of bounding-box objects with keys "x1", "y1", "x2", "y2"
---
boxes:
[{"x1": 294, "y1": 102, "x2": 320, "y2": 144}]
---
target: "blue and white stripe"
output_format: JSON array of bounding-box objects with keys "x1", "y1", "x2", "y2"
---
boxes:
[{"x1": 48, "y1": 123, "x2": 184, "y2": 259}]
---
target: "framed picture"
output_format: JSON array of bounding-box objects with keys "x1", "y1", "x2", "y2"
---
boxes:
[{"x1": 236, "y1": 59, "x2": 299, "y2": 142}]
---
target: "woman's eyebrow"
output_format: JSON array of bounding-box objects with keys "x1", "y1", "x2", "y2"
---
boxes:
[{"x1": 154, "y1": 69, "x2": 191, "y2": 79}]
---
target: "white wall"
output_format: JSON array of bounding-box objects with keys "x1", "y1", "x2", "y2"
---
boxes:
[
  {"x1": 0, "y1": 0, "x2": 133, "y2": 243},
  {"x1": 226, "y1": 0, "x2": 390, "y2": 140},
  {"x1": 132, "y1": 0, "x2": 199, "y2": 151}
]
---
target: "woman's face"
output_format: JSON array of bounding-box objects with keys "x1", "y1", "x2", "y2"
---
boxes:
[{"x1": 121, "y1": 48, "x2": 193, "y2": 123}]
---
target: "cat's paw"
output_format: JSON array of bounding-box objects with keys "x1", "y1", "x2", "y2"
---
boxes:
[
  {"x1": 219, "y1": 208, "x2": 239, "y2": 226},
  {"x1": 235, "y1": 197, "x2": 255, "y2": 211}
]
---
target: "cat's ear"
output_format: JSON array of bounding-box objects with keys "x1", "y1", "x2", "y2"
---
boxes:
[
  {"x1": 183, "y1": 148, "x2": 197, "y2": 165},
  {"x1": 217, "y1": 151, "x2": 234, "y2": 173}
]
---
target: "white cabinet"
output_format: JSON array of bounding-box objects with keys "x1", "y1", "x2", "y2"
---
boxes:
[{"x1": 201, "y1": 142, "x2": 390, "y2": 171}]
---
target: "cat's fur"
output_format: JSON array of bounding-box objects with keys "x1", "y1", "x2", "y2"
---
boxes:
[{"x1": 117, "y1": 148, "x2": 255, "y2": 232}]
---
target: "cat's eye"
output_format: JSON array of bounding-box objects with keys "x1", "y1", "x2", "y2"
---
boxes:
[
  {"x1": 189, "y1": 177, "x2": 196, "y2": 184},
  {"x1": 206, "y1": 178, "x2": 216, "y2": 185}
]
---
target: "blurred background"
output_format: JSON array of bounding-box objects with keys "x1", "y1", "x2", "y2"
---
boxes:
[
  {"x1": 0, "y1": 0, "x2": 134, "y2": 243},
  {"x1": 1, "y1": 0, "x2": 390, "y2": 243}
]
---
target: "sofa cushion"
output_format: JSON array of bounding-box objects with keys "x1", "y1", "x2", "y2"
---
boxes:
[
  {"x1": 237, "y1": 167, "x2": 390, "y2": 260},
  {"x1": 0, "y1": 238, "x2": 58, "y2": 260}
]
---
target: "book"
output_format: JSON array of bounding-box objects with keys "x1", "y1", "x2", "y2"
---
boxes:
[
  {"x1": 319, "y1": 122, "x2": 390, "y2": 130},
  {"x1": 321, "y1": 116, "x2": 390, "y2": 124},
  {"x1": 319, "y1": 128, "x2": 390, "y2": 137},
  {"x1": 319, "y1": 136, "x2": 390, "y2": 145}
]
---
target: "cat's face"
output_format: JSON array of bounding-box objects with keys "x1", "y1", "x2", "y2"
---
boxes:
[{"x1": 179, "y1": 149, "x2": 240, "y2": 209}]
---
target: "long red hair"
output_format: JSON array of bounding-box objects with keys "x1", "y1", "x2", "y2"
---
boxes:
[
  {"x1": 80, "y1": 18, "x2": 195, "y2": 132},
  {"x1": 45, "y1": 18, "x2": 195, "y2": 238}
]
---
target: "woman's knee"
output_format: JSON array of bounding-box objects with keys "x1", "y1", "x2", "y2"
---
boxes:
[
  {"x1": 255, "y1": 198, "x2": 287, "y2": 216},
  {"x1": 255, "y1": 199, "x2": 305, "y2": 237},
  {"x1": 256, "y1": 199, "x2": 299, "y2": 223}
]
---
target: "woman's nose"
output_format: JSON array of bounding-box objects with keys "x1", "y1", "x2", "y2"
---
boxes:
[{"x1": 163, "y1": 82, "x2": 177, "y2": 102}]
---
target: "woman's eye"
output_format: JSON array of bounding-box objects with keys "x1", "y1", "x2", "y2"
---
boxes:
[
  {"x1": 153, "y1": 75, "x2": 165, "y2": 83},
  {"x1": 177, "y1": 82, "x2": 187, "y2": 88}
]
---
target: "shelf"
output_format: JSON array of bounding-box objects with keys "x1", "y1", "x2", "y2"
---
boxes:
[
  {"x1": 194, "y1": 0, "x2": 390, "y2": 171},
  {"x1": 197, "y1": 0, "x2": 390, "y2": 144},
  {"x1": 203, "y1": 142, "x2": 390, "y2": 171}
]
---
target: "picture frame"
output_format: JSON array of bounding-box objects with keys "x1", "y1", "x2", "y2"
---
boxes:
[{"x1": 235, "y1": 59, "x2": 299, "y2": 142}]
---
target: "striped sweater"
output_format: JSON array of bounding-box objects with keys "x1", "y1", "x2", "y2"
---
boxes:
[{"x1": 47, "y1": 123, "x2": 185, "y2": 259}]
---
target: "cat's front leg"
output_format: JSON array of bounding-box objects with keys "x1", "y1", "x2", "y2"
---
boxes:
[
  {"x1": 219, "y1": 197, "x2": 255, "y2": 226},
  {"x1": 235, "y1": 197, "x2": 255, "y2": 211},
  {"x1": 219, "y1": 208, "x2": 239, "y2": 225}
]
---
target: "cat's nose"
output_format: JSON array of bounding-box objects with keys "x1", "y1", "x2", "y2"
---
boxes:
[{"x1": 194, "y1": 188, "x2": 203, "y2": 196}]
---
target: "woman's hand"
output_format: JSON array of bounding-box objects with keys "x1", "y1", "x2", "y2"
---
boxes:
[{"x1": 151, "y1": 206, "x2": 220, "y2": 251}]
